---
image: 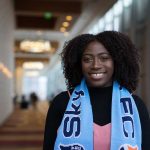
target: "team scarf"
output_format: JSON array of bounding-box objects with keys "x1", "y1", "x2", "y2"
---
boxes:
[{"x1": 54, "y1": 79, "x2": 141, "y2": 150}]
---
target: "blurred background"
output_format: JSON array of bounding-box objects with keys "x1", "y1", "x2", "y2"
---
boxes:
[{"x1": 0, "y1": 0, "x2": 150, "y2": 149}]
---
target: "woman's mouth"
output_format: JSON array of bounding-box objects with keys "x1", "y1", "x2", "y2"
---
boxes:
[{"x1": 89, "y1": 73, "x2": 105, "y2": 80}]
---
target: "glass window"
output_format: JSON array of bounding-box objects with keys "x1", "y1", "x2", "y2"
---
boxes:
[
  {"x1": 123, "y1": 0, "x2": 132, "y2": 7},
  {"x1": 113, "y1": 0, "x2": 123, "y2": 16},
  {"x1": 114, "y1": 16, "x2": 120, "y2": 31}
]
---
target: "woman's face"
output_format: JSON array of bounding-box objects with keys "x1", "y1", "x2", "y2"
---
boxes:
[{"x1": 81, "y1": 41, "x2": 114, "y2": 87}]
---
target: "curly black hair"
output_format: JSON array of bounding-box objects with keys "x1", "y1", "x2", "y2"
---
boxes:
[{"x1": 61, "y1": 31, "x2": 140, "y2": 92}]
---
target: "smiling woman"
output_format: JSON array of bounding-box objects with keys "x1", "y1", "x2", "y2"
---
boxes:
[
  {"x1": 43, "y1": 31, "x2": 150, "y2": 150},
  {"x1": 81, "y1": 41, "x2": 114, "y2": 87}
]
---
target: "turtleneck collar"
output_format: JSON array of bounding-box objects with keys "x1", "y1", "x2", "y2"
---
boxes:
[{"x1": 88, "y1": 85, "x2": 113, "y2": 93}]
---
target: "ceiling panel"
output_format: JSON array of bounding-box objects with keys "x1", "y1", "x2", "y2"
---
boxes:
[
  {"x1": 14, "y1": 0, "x2": 82, "y2": 31},
  {"x1": 14, "y1": 0, "x2": 82, "y2": 14},
  {"x1": 13, "y1": 0, "x2": 117, "y2": 69},
  {"x1": 16, "y1": 15, "x2": 57, "y2": 30}
]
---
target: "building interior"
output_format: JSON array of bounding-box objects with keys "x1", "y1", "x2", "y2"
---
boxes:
[{"x1": 0, "y1": 0, "x2": 150, "y2": 149}]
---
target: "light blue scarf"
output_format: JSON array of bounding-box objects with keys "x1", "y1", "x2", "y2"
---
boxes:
[{"x1": 54, "y1": 79, "x2": 141, "y2": 150}]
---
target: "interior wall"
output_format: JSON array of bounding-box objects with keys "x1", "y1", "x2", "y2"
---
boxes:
[
  {"x1": 116, "y1": 0, "x2": 150, "y2": 113},
  {"x1": 133, "y1": 0, "x2": 150, "y2": 113},
  {"x1": 45, "y1": 0, "x2": 150, "y2": 114},
  {"x1": 0, "y1": 0, "x2": 15, "y2": 124},
  {"x1": 46, "y1": 57, "x2": 66, "y2": 102}
]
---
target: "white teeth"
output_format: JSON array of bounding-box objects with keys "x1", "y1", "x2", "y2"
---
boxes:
[
  {"x1": 90, "y1": 73, "x2": 104, "y2": 79},
  {"x1": 93, "y1": 73, "x2": 103, "y2": 76}
]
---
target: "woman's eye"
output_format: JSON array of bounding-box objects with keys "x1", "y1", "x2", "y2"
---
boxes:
[
  {"x1": 100, "y1": 55, "x2": 111, "y2": 61},
  {"x1": 101, "y1": 57, "x2": 109, "y2": 60},
  {"x1": 83, "y1": 57, "x2": 93, "y2": 63}
]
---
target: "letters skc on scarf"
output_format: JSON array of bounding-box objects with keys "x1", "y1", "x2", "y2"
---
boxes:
[{"x1": 54, "y1": 79, "x2": 141, "y2": 150}]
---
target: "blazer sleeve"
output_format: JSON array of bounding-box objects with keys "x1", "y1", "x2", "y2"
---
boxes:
[
  {"x1": 43, "y1": 91, "x2": 69, "y2": 150},
  {"x1": 133, "y1": 95, "x2": 150, "y2": 150}
]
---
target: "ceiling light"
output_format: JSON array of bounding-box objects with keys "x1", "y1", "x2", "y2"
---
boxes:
[
  {"x1": 23, "y1": 62, "x2": 44, "y2": 70},
  {"x1": 66, "y1": 16, "x2": 72, "y2": 21},
  {"x1": 62, "y1": 22, "x2": 69, "y2": 27},
  {"x1": 64, "y1": 32, "x2": 69, "y2": 37},
  {"x1": 25, "y1": 71, "x2": 39, "y2": 77},
  {"x1": 20, "y1": 40, "x2": 51, "y2": 53},
  {"x1": 0, "y1": 62, "x2": 4, "y2": 71},
  {"x1": 60, "y1": 27, "x2": 66, "y2": 32},
  {"x1": 0, "y1": 62, "x2": 12, "y2": 78},
  {"x1": 44, "y1": 12, "x2": 53, "y2": 20}
]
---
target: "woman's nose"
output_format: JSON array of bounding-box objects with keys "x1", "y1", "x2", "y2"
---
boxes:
[{"x1": 92, "y1": 58, "x2": 101, "y2": 68}]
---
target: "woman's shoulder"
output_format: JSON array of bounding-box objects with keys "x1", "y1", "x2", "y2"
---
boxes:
[
  {"x1": 132, "y1": 94, "x2": 147, "y2": 109},
  {"x1": 52, "y1": 91, "x2": 69, "y2": 104},
  {"x1": 54, "y1": 90, "x2": 69, "y2": 100},
  {"x1": 132, "y1": 95, "x2": 150, "y2": 148},
  {"x1": 132, "y1": 94, "x2": 150, "y2": 121},
  {"x1": 51, "y1": 89, "x2": 73, "y2": 110}
]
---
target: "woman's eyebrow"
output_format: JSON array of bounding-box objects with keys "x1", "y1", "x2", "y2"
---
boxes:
[
  {"x1": 83, "y1": 52, "x2": 109, "y2": 55},
  {"x1": 82, "y1": 53, "x2": 93, "y2": 56}
]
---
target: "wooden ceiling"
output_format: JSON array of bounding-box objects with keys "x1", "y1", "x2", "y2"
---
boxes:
[
  {"x1": 13, "y1": 0, "x2": 117, "y2": 66},
  {"x1": 13, "y1": 0, "x2": 83, "y2": 65},
  {"x1": 14, "y1": 0, "x2": 82, "y2": 31}
]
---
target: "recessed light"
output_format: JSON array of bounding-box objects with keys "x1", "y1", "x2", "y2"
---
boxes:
[{"x1": 66, "y1": 15, "x2": 72, "y2": 21}]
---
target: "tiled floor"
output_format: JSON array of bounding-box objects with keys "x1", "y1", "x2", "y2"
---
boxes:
[{"x1": 0, "y1": 101, "x2": 49, "y2": 150}]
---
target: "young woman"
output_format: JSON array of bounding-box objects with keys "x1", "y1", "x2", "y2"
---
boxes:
[{"x1": 43, "y1": 31, "x2": 150, "y2": 150}]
